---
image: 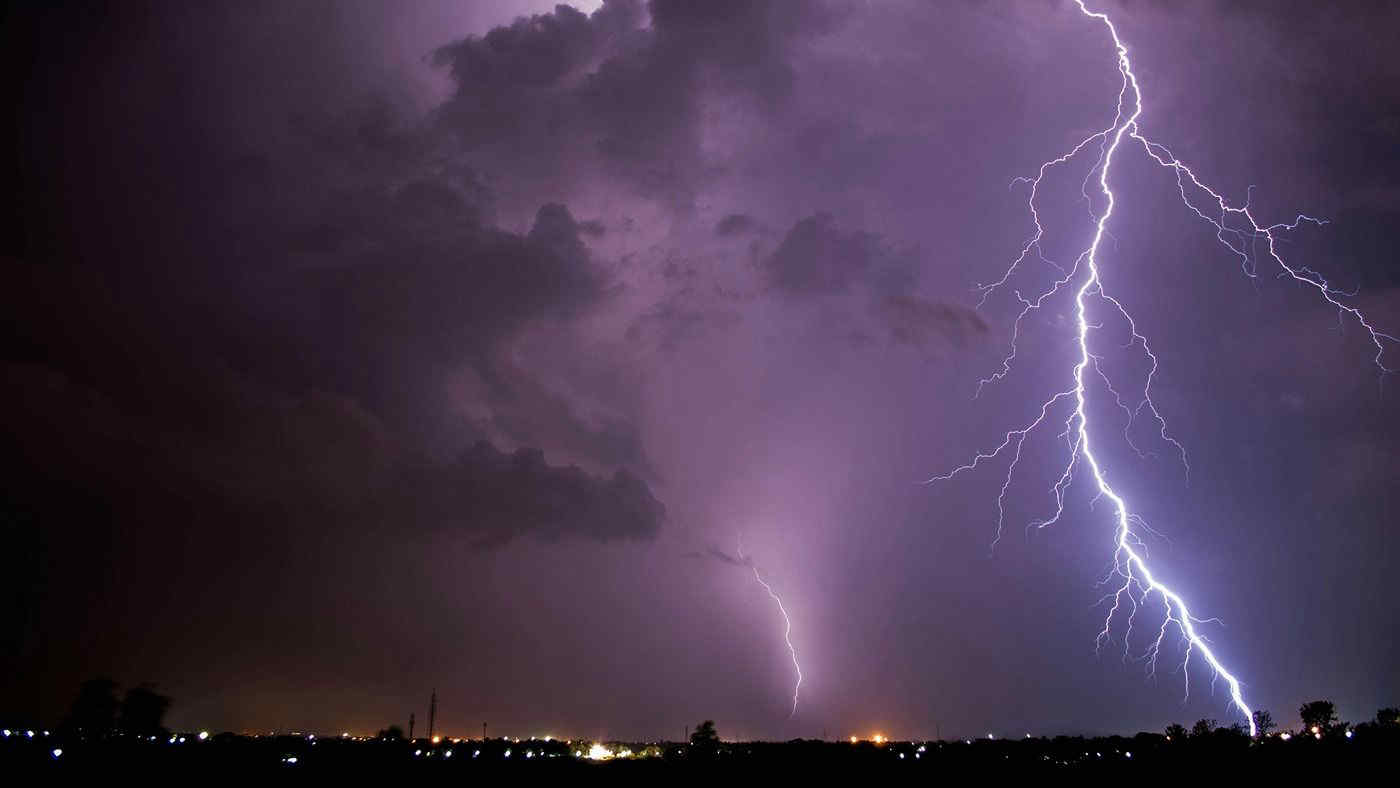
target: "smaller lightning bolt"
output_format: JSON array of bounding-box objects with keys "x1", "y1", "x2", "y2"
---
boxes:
[{"x1": 738, "y1": 536, "x2": 803, "y2": 719}]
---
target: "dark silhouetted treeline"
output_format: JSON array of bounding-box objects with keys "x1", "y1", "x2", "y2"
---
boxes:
[{"x1": 2, "y1": 688, "x2": 1397, "y2": 778}]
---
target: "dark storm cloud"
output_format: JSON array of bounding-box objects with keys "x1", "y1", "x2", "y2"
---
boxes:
[
  {"x1": 715, "y1": 213, "x2": 758, "y2": 237},
  {"x1": 0, "y1": 0, "x2": 664, "y2": 556},
  {"x1": 431, "y1": 0, "x2": 834, "y2": 203},
  {"x1": 874, "y1": 294, "x2": 989, "y2": 350},
  {"x1": 396, "y1": 441, "x2": 664, "y2": 546},
  {"x1": 304, "y1": 200, "x2": 601, "y2": 375},
  {"x1": 764, "y1": 212, "x2": 918, "y2": 296},
  {"x1": 625, "y1": 294, "x2": 743, "y2": 353},
  {"x1": 0, "y1": 256, "x2": 660, "y2": 548},
  {"x1": 684, "y1": 545, "x2": 748, "y2": 567}
]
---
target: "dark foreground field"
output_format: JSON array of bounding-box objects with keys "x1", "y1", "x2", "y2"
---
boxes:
[{"x1": 2, "y1": 728, "x2": 1393, "y2": 780}]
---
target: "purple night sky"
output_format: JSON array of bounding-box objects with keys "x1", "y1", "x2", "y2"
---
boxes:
[{"x1": 3, "y1": 1, "x2": 1397, "y2": 741}]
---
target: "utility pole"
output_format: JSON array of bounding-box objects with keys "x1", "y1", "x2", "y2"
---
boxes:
[
  {"x1": 409, "y1": 712, "x2": 415, "y2": 741},
  {"x1": 482, "y1": 721, "x2": 487, "y2": 741},
  {"x1": 427, "y1": 689, "x2": 437, "y2": 742}
]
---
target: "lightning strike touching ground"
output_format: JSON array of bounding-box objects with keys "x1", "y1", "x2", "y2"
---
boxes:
[
  {"x1": 738, "y1": 538, "x2": 803, "y2": 719},
  {"x1": 928, "y1": 0, "x2": 1398, "y2": 736}
]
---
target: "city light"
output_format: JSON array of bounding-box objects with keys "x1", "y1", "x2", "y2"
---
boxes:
[
  {"x1": 587, "y1": 743, "x2": 614, "y2": 760},
  {"x1": 198, "y1": 731, "x2": 209, "y2": 741}
]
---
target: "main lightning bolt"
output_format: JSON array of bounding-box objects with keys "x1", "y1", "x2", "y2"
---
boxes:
[
  {"x1": 738, "y1": 538, "x2": 803, "y2": 719},
  {"x1": 929, "y1": 0, "x2": 1396, "y2": 736}
]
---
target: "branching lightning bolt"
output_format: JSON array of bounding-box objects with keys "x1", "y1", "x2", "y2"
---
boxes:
[
  {"x1": 738, "y1": 537, "x2": 803, "y2": 719},
  {"x1": 929, "y1": 0, "x2": 1397, "y2": 736}
]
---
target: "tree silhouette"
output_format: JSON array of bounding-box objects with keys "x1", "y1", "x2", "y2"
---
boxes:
[
  {"x1": 1190, "y1": 718, "x2": 1217, "y2": 739},
  {"x1": 1299, "y1": 700, "x2": 1338, "y2": 735},
  {"x1": 1164, "y1": 723, "x2": 1187, "y2": 741},
  {"x1": 63, "y1": 678, "x2": 120, "y2": 736},
  {"x1": 690, "y1": 720, "x2": 720, "y2": 756},
  {"x1": 1252, "y1": 709, "x2": 1275, "y2": 738},
  {"x1": 119, "y1": 684, "x2": 171, "y2": 736},
  {"x1": 1376, "y1": 708, "x2": 1399, "y2": 726},
  {"x1": 378, "y1": 725, "x2": 405, "y2": 740}
]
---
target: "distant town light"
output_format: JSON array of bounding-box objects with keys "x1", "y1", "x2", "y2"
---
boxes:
[
  {"x1": 27, "y1": 731, "x2": 35, "y2": 738},
  {"x1": 504, "y1": 749, "x2": 512, "y2": 758},
  {"x1": 432, "y1": 736, "x2": 441, "y2": 745},
  {"x1": 1279, "y1": 733, "x2": 1292, "y2": 741},
  {"x1": 1345, "y1": 730, "x2": 1353, "y2": 739},
  {"x1": 445, "y1": 750, "x2": 453, "y2": 758},
  {"x1": 588, "y1": 743, "x2": 614, "y2": 760},
  {"x1": 1310, "y1": 726, "x2": 1320, "y2": 734},
  {"x1": 51, "y1": 748, "x2": 63, "y2": 759},
  {"x1": 849, "y1": 736, "x2": 858, "y2": 744},
  {"x1": 872, "y1": 734, "x2": 886, "y2": 745},
  {"x1": 198, "y1": 731, "x2": 209, "y2": 741},
  {"x1": 2, "y1": 730, "x2": 9, "y2": 737}
]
